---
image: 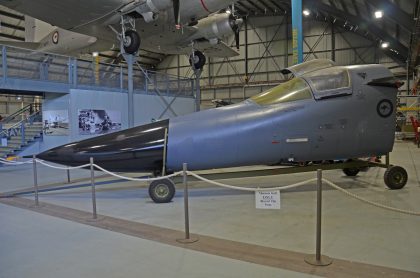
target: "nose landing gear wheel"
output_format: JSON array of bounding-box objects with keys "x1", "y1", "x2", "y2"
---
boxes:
[
  {"x1": 149, "y1": 179, "x2": 176, "y2": 203},
  {"x1": 384, "y1": 166, "x2": 408, "y2": 190},
  {"x1": 189, "y1": 50, "x2": 206, "y2": 70},
  {"x1": 123, "y1": 30, "x2": 140, "y2": 54},
  {"x1": 343, "y1": 168, "x2": 360, "y2": 176}
]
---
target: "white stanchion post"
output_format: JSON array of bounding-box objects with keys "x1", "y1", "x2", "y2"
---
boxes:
[
  {"x1": 305, "y1": 169, "x2": 332, "y2": 266},
  {"x1": 177, "y1": 163, "x2": 198, "y2": 244},
  {"x1": 32, "y1": 155, "x2": 39, "y2": 206},
  {"x1": 90, "y1": 157, "x2": 97, "y2": 219}
]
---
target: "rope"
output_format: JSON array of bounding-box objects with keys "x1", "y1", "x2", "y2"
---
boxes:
[
  {"x1": 187, "y1": 172, "x2": 420, "y2": 216},
  {"x1": 0, "y1": 158, "x2": 32, "y2": 165},
  {"x1": 36, "y1": 160, "x2": 91, "y2": 170},
  {"x1": 323, "y1": 179, "x2": 420, "y2": 216},
  {"x1": 93, "y1": 164, "x2": 182, "y2": 181},
  {"x1": 2, "y1": 156, "x2": 419, "y2": 215},
  {"x1": 187, "y1": 171, "x2": 317, "y2": 192}
]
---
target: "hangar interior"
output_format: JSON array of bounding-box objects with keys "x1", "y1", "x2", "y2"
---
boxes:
[{"x1": 0, "y1": 0, "x2": 420, "y2": 277}]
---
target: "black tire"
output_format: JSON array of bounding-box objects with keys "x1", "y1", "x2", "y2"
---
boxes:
[
  {"x1": 149, "y1": 179, "x2": 176, "y2": 203},
  {"x1": 343, "y1": 168, "x2": 360, "y2": 176},
  {"x1": 123, "y1": 30, "x2": 141, "y2": 54},
  {"x1": 189, "y1": 50, "x2": 206, "y2": 70},
  {"x1": 384, "y1": 166, "x2": 408, "y2": 190}
]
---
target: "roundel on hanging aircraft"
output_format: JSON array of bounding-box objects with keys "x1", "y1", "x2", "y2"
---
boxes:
[
  {"x1": 376, "y1": 99, "x2": 393, "y2": 118},
  {"x1": 52, "y1": 31, "x2": 59, "y2": 44}
]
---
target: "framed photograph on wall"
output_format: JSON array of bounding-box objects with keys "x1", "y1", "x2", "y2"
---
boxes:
[
  {"x1": 42, "y1": 110, "x2": 69, "y2": 136},
  {"x1": 78, "y1": 109, "x2": 122, "y2": 135}
]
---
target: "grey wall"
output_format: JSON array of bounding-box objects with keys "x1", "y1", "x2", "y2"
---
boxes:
[
  {"x1": 19, "y1": 89, "x2": 196, "y2": 156},
  {"x1": 134, "y1": 94, "x2": 196, "y2": 125}
]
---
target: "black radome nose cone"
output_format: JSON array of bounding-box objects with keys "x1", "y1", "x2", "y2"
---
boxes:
[{"x1": 37, "y1": 120, "x2": 169, "y2": 172}]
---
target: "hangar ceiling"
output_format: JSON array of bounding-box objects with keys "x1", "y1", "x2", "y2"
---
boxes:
[
  {"x1": 0, "y1": 0, "x2": 418, "y2": 69},
  {"x1": 232, "y1": 0, "x2": 418, "y2": 68}
]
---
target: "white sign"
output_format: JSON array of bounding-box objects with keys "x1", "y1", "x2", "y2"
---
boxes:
[{"x1": 255, "y1": 190, "x2": 281, "y2": 209}]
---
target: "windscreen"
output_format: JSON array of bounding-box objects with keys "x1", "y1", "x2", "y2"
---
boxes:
[
  {"x1": 304, "y1": 67, "x2": 350, "y2": 92},
  {"x1": 251, "y1": 78, "x2": 312, "y2": 106}
]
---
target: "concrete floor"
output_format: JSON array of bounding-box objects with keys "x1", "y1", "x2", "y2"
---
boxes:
[{"x1": 1, "y1": 140, "x2": 420, "y2": 277}]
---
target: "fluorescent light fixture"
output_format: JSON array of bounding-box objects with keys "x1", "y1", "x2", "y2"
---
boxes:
[
  {"x1": 381, "y1": 42, "x2": 389, "y2": 48},
  {"x1": 92, "y1": 52, "x2": 99, "y2": 57},
  {"x1": 303, "y1": 9, "x2": 310, "y2": 16},
  {"x1": 374, "y1": 10, "x2": 383, "y2": 18}
]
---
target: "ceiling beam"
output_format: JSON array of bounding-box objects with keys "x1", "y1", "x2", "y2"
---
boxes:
[
  {"x1": 244, "y1": 0, "x2": 266, "y2": 14},
  {"x1": 0, "y1": 10, "x2": 24, "y2": 20},
  {"x1": 266, "y1": 0, "x2": 287, "y2": 14},
  {"x1": 0, "y1": 33, "x2": 24, "y2": 41},
  {"x1": 367, "y1": 0, "x2": 414, "y2": 32},
  {"x1": 256, "y1": 0, "x2": 277, "y2": 14},
  {"x1": 308, "y1": 2, "x2": 408, "y2": 64},
  {"x1": 351, "y1": 0, "x2": 360, "y2": 16}
]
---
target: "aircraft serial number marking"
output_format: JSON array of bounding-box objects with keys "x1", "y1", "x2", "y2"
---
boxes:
[{"x1": 286, "y1": 138, "x2": 309, "y2": 143}]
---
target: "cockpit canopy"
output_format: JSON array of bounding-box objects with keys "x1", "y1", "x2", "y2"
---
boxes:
[
  {"x1": 251, "y1": 78, "x2": 312, "y2": 106},
  {"x1": 280, "y1": 59, "x2": 336, "y2": 76},
  {"x1": 251, "y1": 59, "x2": 353, "y2": 106}
]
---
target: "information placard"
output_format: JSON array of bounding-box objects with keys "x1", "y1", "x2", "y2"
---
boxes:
[{"x1": 255, "y1": 190, "x2": 281, "y2": 209}]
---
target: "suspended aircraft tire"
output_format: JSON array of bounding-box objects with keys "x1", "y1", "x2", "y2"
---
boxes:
[
  {"x1": 384, "y1": 166, "x2": 408, "y2": 190},
  {"x1": 189, "y1": 50, "x2": 206, "y2": 70},
  {"x1": 343, "y1": 168, "x2": 360, "y2": 177},
  {"x1": 123, "y1": 30, "x2": 141, "y2": 55},
  {"x1": 149, "y1": 179, "x2": 176, "y2": 203}
]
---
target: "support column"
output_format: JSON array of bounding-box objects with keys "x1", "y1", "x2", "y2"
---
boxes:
[
  {"x1": 195, "y1": 70, "x2": 201, "y2": 112},
  {"x1": 2, "y1": 46, "x2": 7, "y2": 83},
  {"x1": 331, "y1": 23, "x2": 336, "y2": 62},
  {"x1": 244, "y1": 17, "x2": 249, "y2": 84},
  {"x1": 291, "y1": 0, "x2": 303, "y2": 65},
  {"x1": 123, "y1": 54, "x2": 135, "y2": 128},
  {"x1": 284, "y1": 14, "x2": 289, "y2": 68}
]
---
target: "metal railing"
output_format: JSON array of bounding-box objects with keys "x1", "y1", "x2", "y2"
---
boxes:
[
  {"x1": 0, "y1": 45, "x2": 195, "y2": 97},
  {"x1": 0, "y1": 109, "x2": 42, "y2": 150},
  {"x1": 1, "y1": 103, "x2": 42, "y2": 124}
]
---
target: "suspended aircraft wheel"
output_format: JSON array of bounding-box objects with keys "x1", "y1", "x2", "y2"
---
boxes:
[
  {"x1": 149, "y1": 179, "x2": 176, "y2": 203},
  {"x1": 384, "y1": 166, "x2": 408, "y2": 190},
  {"x1": 123, "y1": 30, "x2": 141, "y2": 54},
  {"x1": 343, "y1": 168, "x2": 360, "y2": 177},
  {"x1": 189, "y1": 50, "x2": 206, "y2": 70}
]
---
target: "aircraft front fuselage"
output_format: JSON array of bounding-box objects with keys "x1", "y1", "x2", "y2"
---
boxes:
[{"x1": 37, "y1": 62, "x2": 398, "y2": 173}]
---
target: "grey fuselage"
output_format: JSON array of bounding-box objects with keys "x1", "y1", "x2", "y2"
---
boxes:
[
  {"x1": 37, "y1": 62, "x2": 397, "y2": 173},
  {"x1": 167, "y1": 65, "x2": 396, "y2": 171}
]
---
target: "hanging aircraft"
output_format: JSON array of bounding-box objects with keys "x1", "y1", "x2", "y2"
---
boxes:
[
  {"x1": 37, "y1": 59, "x2": 408, "y2": 203},
  {"x1": 0, "y1": 0, "x2": 242, "y2": 69}
]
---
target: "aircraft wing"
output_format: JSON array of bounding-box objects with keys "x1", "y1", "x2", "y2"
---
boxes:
[
  {"x1": 0, "y1": 0, "x2": 124, "y2": 29},
  {"x1": 192, "y1": 40, "x2": 240, "y2": 58},
  {"x1": 0, "y1": 41, "x2": 40, "y2": 50},
  {"x1": 149, "y1": 39, "x2": 240, "y2": 58}
]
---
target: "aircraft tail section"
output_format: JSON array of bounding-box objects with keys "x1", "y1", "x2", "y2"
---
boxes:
[{"x1": 36, "y1": 28, "x2": 97, "y2": 54}]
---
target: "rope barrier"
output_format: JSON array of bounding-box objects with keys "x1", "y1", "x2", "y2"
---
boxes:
[
  {"x1": 188, "y1": 171, "x2": 420, "y2": 216},
  {"x1": 93, "y1": 164, "x2": 182, "y2": 181},
  {"x1": 1, "y1": 157, "x2": 419, "y2": 215},
  {"x1": 36, "y1": 160, "x2": 90, "y2": 170},
  {"x1": 323, "y1": 179, "x2": 420, "y2": 216},
  {"x1": 187, "y1": 171, "x2": 317, "y2": 192},
  {"x1": 0, "y1": 158, "x2": 32, "y2": 165}
]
